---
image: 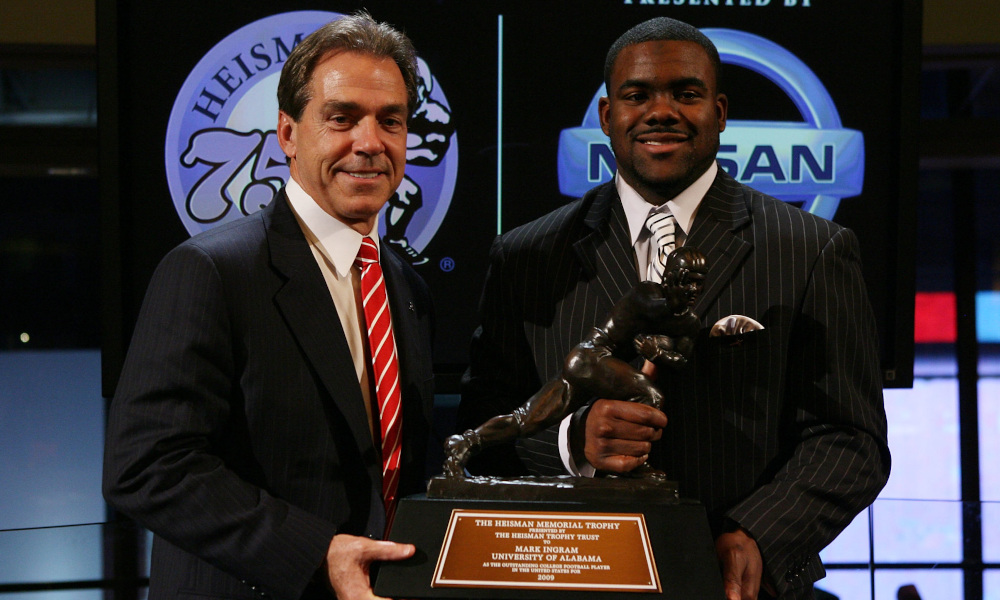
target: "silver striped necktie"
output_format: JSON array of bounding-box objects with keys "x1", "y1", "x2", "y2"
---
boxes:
[{"x1": 645, "y1": 208, "x2": 677, "y2": 283}]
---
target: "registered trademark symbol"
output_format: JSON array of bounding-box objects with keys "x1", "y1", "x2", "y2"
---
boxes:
[{"x1": 439, "y1": 257, "x2": 455, "y2": 272}]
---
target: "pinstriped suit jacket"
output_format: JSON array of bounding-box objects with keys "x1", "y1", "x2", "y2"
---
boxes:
[
  {"x1": 459, "y1": 167, "x2": 889, "y2": 598},
  {"x1": 103, "y1": 190, "x2": 435, "y2": 600}
]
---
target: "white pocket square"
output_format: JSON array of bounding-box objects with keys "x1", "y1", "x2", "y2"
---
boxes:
[{"x1": 710, "y1": 315, "x2": 764, "y2": 337}]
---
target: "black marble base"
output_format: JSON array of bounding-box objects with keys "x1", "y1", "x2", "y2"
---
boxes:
[
  {"x1": 426, "y1": 474, "x2": 680, "y2": 503},
  {"x1": 373, "y1": 493, "x2": 723, "y2": 599}
]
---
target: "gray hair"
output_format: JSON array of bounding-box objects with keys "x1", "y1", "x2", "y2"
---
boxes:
[{"x1": 277, "y1": 10, "x2": 418, "y2": 121}]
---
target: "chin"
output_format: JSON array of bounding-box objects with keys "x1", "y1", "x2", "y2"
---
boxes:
[
  {"x1": 350, "y1": 199, "x2": 392, "y2": 218},
  {"x1": 635, "y1": 168, "x2": 687, "y2": 187}
]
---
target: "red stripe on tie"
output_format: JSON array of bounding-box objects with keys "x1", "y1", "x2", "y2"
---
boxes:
[{"x1": 355, "y1": 237, "x2": 403, "y2": 536}]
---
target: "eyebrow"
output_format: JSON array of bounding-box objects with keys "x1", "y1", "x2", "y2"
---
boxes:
[
  {"x1": 617, "y1": 76, "x2": 709, "y2": 93},
  {"x1": 322, "y1": 100, "x2": 361, "y2": 113},
  {"x1": 321, "y1": 100, "x2": 408, "y2": 116}
]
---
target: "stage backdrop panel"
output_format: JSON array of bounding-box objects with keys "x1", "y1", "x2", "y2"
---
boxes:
[{"x1": 99, "y1": 0, "x2": 920, "y2": 395}]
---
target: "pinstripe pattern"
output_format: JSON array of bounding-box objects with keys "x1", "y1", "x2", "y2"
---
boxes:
[
  {"x1": 103, "y1": 191, "x2": 435, "y2": 600},
  {"x1": 459, "y1": 185, "x2": 636, "y2": 475},
  {"x1": 459, "y1": 168, "x2": 889, "y2": 598}
]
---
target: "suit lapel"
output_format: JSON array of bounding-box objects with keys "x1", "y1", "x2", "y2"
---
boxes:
[
  {"x1": 685, "y1": 168, "x2": 753, "y2": 319},
  {"x1": 379, "y1": 243, "x2": 421, "y2": 400},
  {"x1": 263, "y1": 191, "x2": 380, "y2": 471},
  {"x1": 572, "y1": 183, "x2": 639, "y2": 310}
]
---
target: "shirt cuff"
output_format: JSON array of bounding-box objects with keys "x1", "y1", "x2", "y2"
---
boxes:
[{"x1": 558, "y1": 413, "x2": 595, "y2": 477}]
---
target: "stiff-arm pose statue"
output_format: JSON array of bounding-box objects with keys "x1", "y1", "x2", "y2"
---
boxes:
[{"x1": 443, "y1": 246, "x2": 707, "y2": 477}]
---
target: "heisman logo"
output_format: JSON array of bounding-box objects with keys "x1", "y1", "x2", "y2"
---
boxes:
[
  {"x1": 557, "y1": 29, "x2": 864, "y2": 221},
  {"x1": 164, "y1": 10, "x2": 458, "y2": 266}
]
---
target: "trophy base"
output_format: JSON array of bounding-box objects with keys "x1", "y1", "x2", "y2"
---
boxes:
[
  {"x1": 374, "y1": 489, "x2": 723, "y2": 599},
  {"x1": 426, "y1": 474, "x2": 680, "y2": 503}
]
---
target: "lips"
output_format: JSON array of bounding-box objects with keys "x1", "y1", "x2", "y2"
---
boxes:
[
  {"x1": 635, "y1": 130, "x2": 690, "y2": 146},
  {"x1": 335, "y1": 157, "x2": 391, "y2": 183},
  {"x1": 336, "y1": 164, "x2": 387, "y2": 181}
]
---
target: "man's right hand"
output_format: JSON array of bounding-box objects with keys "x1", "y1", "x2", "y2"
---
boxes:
[
  {"x1": 574, "y1": 399, "x2": 667, "y2": 472},
  {"x1": 323, "y1": 533, "x2": 415, "y2": 600}
]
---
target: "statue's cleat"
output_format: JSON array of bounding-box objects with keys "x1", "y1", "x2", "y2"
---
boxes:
[{"x1": 386, "y1": 238, "x2": 430, "y2": 266}]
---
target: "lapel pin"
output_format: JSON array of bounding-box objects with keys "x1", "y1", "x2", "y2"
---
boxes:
[{"x1": 408, "y1": 301, "x2": 415, "y2": 312}]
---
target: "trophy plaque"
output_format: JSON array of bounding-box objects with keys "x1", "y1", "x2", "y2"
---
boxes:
[{"x1": 374, "y1": 477, "x2": 723, "y2": 599}]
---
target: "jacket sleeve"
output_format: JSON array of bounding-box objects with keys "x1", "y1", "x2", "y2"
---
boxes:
[
  {"x1": 102, "y1": 243, "x2": 336, "y2": 600},
  {"x1": 726, "y1": 227, "x2": 891, "y2": 595}
]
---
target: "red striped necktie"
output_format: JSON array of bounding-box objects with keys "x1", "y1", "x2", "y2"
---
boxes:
[{"x1": 354, "y1": 237, "x2": 403, "y2": 532}]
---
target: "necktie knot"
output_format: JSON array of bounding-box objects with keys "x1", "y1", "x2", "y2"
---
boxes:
[
  {"x1": 645, "y1": 208, "x2": 676, "y2": 283},
  {"x1": 356, "y1": 237, "x2": 379, "y2": 267}
]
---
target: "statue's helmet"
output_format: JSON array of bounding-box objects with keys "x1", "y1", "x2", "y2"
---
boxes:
[{"x1": 664, "y1": 247, "x2": 708, "y2": 284}]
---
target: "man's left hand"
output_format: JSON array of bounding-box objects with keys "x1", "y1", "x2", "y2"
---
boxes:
[
  {"x1": 715, "y1": 528, "x2": 766, "y2": 600},
  {"x1": 323, "y1": 533, "x2": 415, "y2": 600}
]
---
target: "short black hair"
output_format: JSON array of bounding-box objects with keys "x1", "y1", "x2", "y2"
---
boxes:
[{"x1": 604, "y1": 17, "x2": 722, "y2": 92}]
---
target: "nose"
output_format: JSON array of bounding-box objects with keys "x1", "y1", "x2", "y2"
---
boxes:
[
  {"x1": 353, "y1": 117, "x2": 385, "y2": 156},
  {"x1": 645, "y1": 94, "x2": 680, "y2": 124}
]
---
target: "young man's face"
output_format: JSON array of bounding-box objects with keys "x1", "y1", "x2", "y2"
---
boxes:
[
  {"x1": 600, "y1": 40, "x2": 727, "y2": 205},
  {"x1": 277, "y1": 51, "x2": 409, "y2": 234}
]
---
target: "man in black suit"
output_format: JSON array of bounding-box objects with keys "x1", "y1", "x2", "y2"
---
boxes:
[
  {"x1": 459, "y1": 17, "x2": 889, "y2": 600},
  {"x1": 103, "y1": 13, "x2": 434, "y2": 600}
]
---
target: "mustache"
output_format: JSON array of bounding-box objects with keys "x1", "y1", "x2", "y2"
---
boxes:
[{"x1": 636, "y1": 126, "x2": 692, "y2": 137}]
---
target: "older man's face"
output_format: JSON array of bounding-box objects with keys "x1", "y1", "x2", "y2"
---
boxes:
[{"x1": 277, "y1": 51, "x2": 409, "y2": 234}]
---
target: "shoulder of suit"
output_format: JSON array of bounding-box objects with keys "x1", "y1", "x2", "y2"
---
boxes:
[
  {"x1": 497, "y1": 182, "x2": 612, "y2": 251},
  {"x1": 740, "y1": 181, "x2": 847, "y2": 237},
  {"x1": 163, "y1": 207, "x2": 271, "y2": 273},
  {"x1": 185, "y1": 210, "x2": 268, "y2": 248},
  {"x1": 737, "y1": 192, "x2": 856, "y2": 257}
]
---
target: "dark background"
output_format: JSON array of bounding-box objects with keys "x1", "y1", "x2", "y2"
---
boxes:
[{"x1": 99, "y1": 0, "x2": 919, "y2": 395}]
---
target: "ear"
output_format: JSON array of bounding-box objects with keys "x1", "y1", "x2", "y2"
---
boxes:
[
  {"x1": 598, "y1": 96, "x2": 612, "y2": 137},
  {"x1": 276, "y1": 110, "x2": 297, "y2": 160},
  {"x1": 716, "y1": 93, "x2": 728, "y2": 133}
]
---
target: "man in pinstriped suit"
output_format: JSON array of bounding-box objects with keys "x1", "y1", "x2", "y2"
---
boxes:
[{"x1": 458, "y1": 17, "x2": 889, "y2": 600}]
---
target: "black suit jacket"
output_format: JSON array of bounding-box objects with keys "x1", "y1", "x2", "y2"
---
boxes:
[
  {"x1": 103, "y1": 190, "x2": 435, "y2": 600},
  {"x1": 459, "y1": 168, "x2": 889, "y2": 598}
]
